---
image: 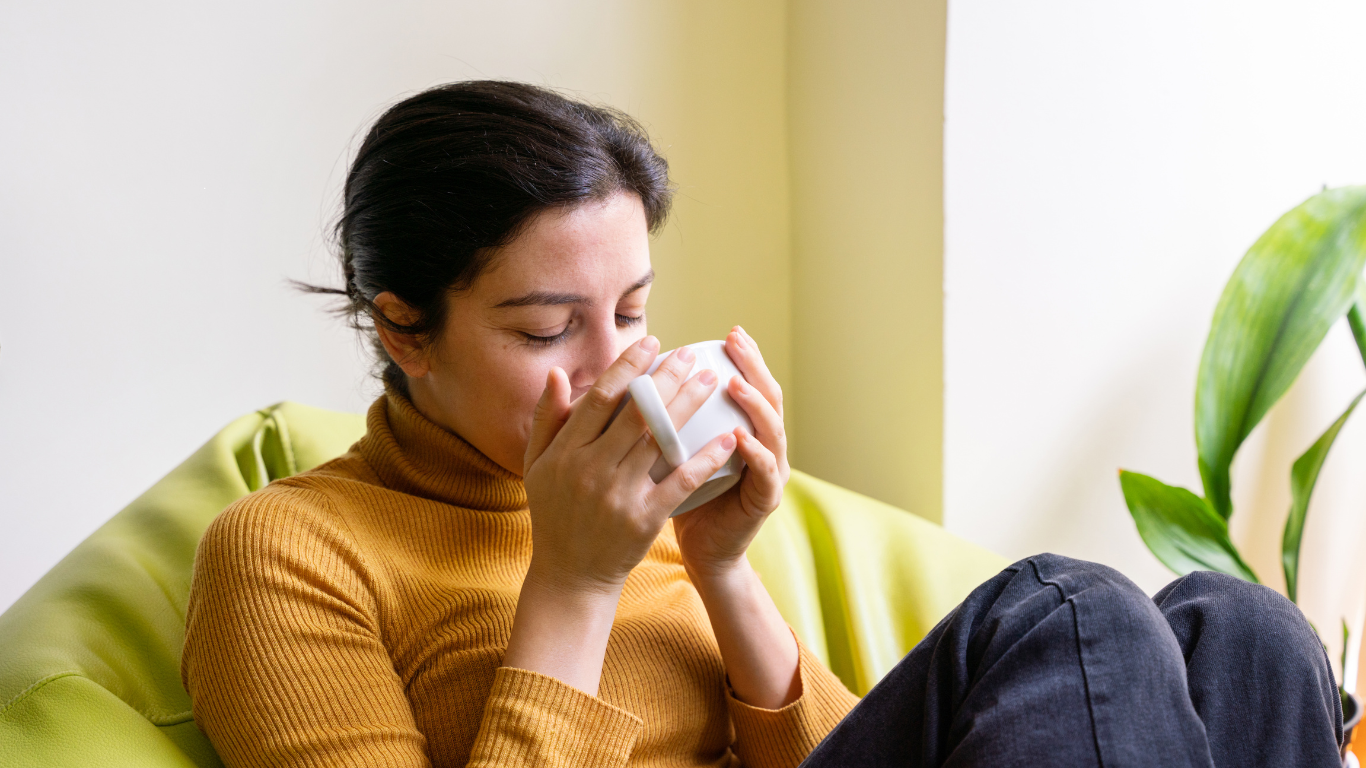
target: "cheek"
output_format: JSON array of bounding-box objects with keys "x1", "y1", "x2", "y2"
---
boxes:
[
  {"x1": 499, "y1": 356, "x2": 554, "y2": 420},
  {"x1": 515, "y1": 368, "x2": 550, "y2": 416},
  {"x1": 482, "y1": 325, "x2": 647, "y2": 434},
  {"x1": 442, "y1": 338, "x2": 551, "y2": 440},
  {"x1": 620, "y1": 321, "x2": 648, "y2": 348},
  {"x1": 607, "y1": 310, "x2": 650, "y2": 361},
  {"x1": 505, "y1": 349, "x2": 579, "y2": 428}
]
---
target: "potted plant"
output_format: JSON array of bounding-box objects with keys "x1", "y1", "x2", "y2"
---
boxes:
[{"x1": 1119, "y1": 186, "x2": 1366, "y2": 762}]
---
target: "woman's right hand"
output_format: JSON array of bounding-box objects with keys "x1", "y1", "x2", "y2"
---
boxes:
[
  {"x1": 520, "y1": 335, "x2": 739, "y2": 594},
  {"x1": 505, "y1": 336, "x2": 738, "y2": 695}
]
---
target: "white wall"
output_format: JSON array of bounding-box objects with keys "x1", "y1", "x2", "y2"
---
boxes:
[
  {"x1": 0, "y1": 0, "x2": 797, "y2": 613},
  {"x1": 945, "y1": 0, "x2": 1366, "y2": 675}
]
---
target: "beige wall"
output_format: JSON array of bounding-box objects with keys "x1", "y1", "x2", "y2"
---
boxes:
[
  {"x1": 0, "y1": 0, "x2": 949, "y2": 612},
  {"x1": 643, "y1": 0, "x2": 950, "y2": 521},
  {"x1": 628, "y1": 2, "x2": 793, "y2": 392},
  {"x1": 592, "y1": 0, "x2": 950, "y2": 522},
  {"x1": 787, "y1": 0, "x2": 947, "y2": 522}
]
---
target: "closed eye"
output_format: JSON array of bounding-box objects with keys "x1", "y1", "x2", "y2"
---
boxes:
[
  {"x1": 520, "y1": 323, "x2": 571, "y2": 347},
  {"x1": 520, "y1": 313, "x2": 643, "y2": 348},
  {"x1": 521, "y1": 330, "x2": 568, "y2": 347}
]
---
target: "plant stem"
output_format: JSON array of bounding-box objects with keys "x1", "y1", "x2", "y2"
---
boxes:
[{"x1": 1350, "y1": 304, "x2": 1366, "y2": 371}]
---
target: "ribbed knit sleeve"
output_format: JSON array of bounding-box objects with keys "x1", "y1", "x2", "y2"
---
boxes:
[
  {"x1": 727, "y1": 639, "x2": 861, "y2": 768},
  {"x1": 466, "y1": 667, "x2": 644, "y2": 767},
  {"x1": 182, "y1": 487, "x2": 431, "y2": 768}
]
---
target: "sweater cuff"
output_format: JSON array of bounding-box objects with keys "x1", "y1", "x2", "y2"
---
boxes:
[
  {"x1": 466, "y1": 666, "x2": 644, "y2": 768},
  {"x1": 727, "y1": 638, "x2": 860, "y2": 768}
]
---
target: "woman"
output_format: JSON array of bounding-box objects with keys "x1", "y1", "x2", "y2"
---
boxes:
[{"x1": 182, "y1": 81, "x2": 1344, "y2": 768}]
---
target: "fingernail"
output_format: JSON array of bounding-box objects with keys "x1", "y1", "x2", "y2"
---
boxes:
[
  {"x1": 699, "y1": 369, "x2": 716, "y2": 385},
  {"x1": 642, "y1": 336, "x2": 660, "y2": 352},
  {"x1": 677, "y1": 345, "x2": 695, "y2": 362},
  {"x1": 721, "y1": 434, "x2": 737, "y2": 451}
]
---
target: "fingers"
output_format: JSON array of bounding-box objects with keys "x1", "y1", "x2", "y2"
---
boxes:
[
  {"x1": 727, "y1": 371, "x2": 787, "y2": 466},
  {"x1": 646, "y1": 432, "x2": 738, "y2": 515},
  {"x1": 733, "y1": 428, "x2": 786, "y2": 514},
  {"x1": 620, "y1": 368, "x2": 719, "y2": 473},
  {"x1": 668, "y1": 369, "x2": 719, "y2": 431},
  {"x1": 563, "y1": 336, "x2": 660, "y2": 445},
  {"x1": 600, "y1": 345, "x2": 703, "y2": 456},
  {"x1": 524, "y1": 366, "x2": 572, "y2": 472},
  {"x1": 725, "y1": 327, "x2": 782, "y2": 417},
  {"x1": 651, "y1": 344, "x2": 699, "y2": 404}
]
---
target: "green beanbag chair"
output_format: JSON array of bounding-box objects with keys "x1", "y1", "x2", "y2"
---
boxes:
[{"x1": 0, "y1": 403, "x2": 1006, "y2": 767}]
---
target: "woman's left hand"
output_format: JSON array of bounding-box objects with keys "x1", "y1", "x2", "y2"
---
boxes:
[{"x1": 672, "y1": 326, "x2": 790, "y2": 580}]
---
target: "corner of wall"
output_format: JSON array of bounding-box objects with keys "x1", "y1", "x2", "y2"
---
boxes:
[{"x1": 786, "y1": 0, "x2": 946, "y2": 522}]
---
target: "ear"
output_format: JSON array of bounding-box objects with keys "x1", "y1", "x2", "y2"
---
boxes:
[{"x1": 372, "y1": 292, "x2": 431, "y2": 379}]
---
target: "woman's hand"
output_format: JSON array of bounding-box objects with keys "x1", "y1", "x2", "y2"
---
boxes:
[
  {"x1": 672, "y1": 326, "x2": 790, "y2": 580},
  {"x1": 670, "y1": 327, "x2": 801, "y2": 710},
  {"x1": 521, "y1": 335, "x2": 739, "y2": 593},
  {"x1": 505, "y1": 335, "x2": 739, "y2": 696}
]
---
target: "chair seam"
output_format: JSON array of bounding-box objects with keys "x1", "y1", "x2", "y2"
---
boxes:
[
  {"x1": 0, "y1": 671, "x2": 82, "y2": 719},
  {"x1": 0, "y1": 671, "x2": 194, "y2": 725},
  {"x1": 150, "y1": 708, "x2": 196, "y2": 726}
]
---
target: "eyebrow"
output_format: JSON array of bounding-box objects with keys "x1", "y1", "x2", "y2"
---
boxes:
[{"x1": 492, "y1": 269, "x2": 655, "y2": 309}]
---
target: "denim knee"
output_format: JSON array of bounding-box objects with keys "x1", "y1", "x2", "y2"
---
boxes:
[
  {"x1": 1007, "y1": 554, "x2": 1181, "y2": 657},
  {"x1": 1154, "y1": 568, "x2": 1284, "y2": 610},
  {"x1": 1021, "y1": 553, "x2": 1157, "y2": 616},
  {"x1": 1153, "y1": 569, "x2": 1320, "y2": 659},
  {"x1": 1153, "y1": 570, "x2": 1343, "y2": 761}
]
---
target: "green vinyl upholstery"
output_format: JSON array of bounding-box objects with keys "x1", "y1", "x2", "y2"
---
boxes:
[{"x1": 0, "y1": 403, "x2": 1007, "y2": 767}]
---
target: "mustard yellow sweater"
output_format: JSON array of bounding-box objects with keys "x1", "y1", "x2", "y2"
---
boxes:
[{"x1": 182, "y1": 392, "x2": 859, "y2": 767}]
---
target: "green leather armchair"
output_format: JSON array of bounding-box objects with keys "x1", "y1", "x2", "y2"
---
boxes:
[{"x1": 0, "y1": 403, "x2": 1006, "y2": 767}]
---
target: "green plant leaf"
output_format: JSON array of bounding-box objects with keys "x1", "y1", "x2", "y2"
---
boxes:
[
  {"x1": 1282, "y1": 389, "x2": 1365, "y2": 602},
  {"x1": 1196, "y1": 187, "x2": 1366, "y2": 519},
  {"x1": 1120, "y1": 470, "x2": 1259, "y2": 582}
]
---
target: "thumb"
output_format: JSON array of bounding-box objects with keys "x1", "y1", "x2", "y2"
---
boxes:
[{"x1": 524, "y1": 367, "x2": 571, "y2": 472}]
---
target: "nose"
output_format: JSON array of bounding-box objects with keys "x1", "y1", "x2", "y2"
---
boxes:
[{"x1": 566, "y1": 316, "x2": 630, "y2": 398}]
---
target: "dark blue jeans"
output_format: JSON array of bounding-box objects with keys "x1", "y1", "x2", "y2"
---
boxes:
[{"x1": 801, "y1": 554, "x2": 1343, "y2": 768}]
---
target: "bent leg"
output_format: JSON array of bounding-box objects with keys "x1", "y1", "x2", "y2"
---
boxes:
[
  {"x1": 1154, "y1": 571, "x2": 1342, "y2": 767},
  {"x1": 801, "y1": 554, "x2": 1213, "y2": 768}
]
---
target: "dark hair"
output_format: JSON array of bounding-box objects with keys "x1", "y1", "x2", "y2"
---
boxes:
[{"x1": 304, "y1": 80, "x2": 674, "y2": 392}]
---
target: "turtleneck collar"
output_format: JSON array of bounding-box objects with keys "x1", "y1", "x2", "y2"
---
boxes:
[{"x1": 357, "y1": 388, "x2": 528, "y2": 512}]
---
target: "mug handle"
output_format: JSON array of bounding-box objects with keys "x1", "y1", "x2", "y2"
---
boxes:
[{"x1": 627, "y1": 375, "x2": 689, "y2": 468}]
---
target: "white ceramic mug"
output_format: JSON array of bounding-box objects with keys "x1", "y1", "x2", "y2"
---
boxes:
[{"x1": 616, "y1": 339, "x2": 754, "y2": 516}]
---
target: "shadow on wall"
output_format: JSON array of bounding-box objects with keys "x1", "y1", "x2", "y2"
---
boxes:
[{"x1": 1010, "y1": 337, "x2": 1200, "y2": 595}]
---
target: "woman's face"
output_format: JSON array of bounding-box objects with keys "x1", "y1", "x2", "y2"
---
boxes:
[{"x1": 386, "y1": 192, "x2": 654, "y2": 475}]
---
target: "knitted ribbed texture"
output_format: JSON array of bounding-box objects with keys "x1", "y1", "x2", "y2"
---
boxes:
[
  {"x1": 728, "y1": 643, "x2": 860, "y2": 768},
  {"x1": 468, "y1": 668, "x2": 642, "y2": 766},
  {"x1": 182, "y1": 390, "x2": 859, "y2": 768}
]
